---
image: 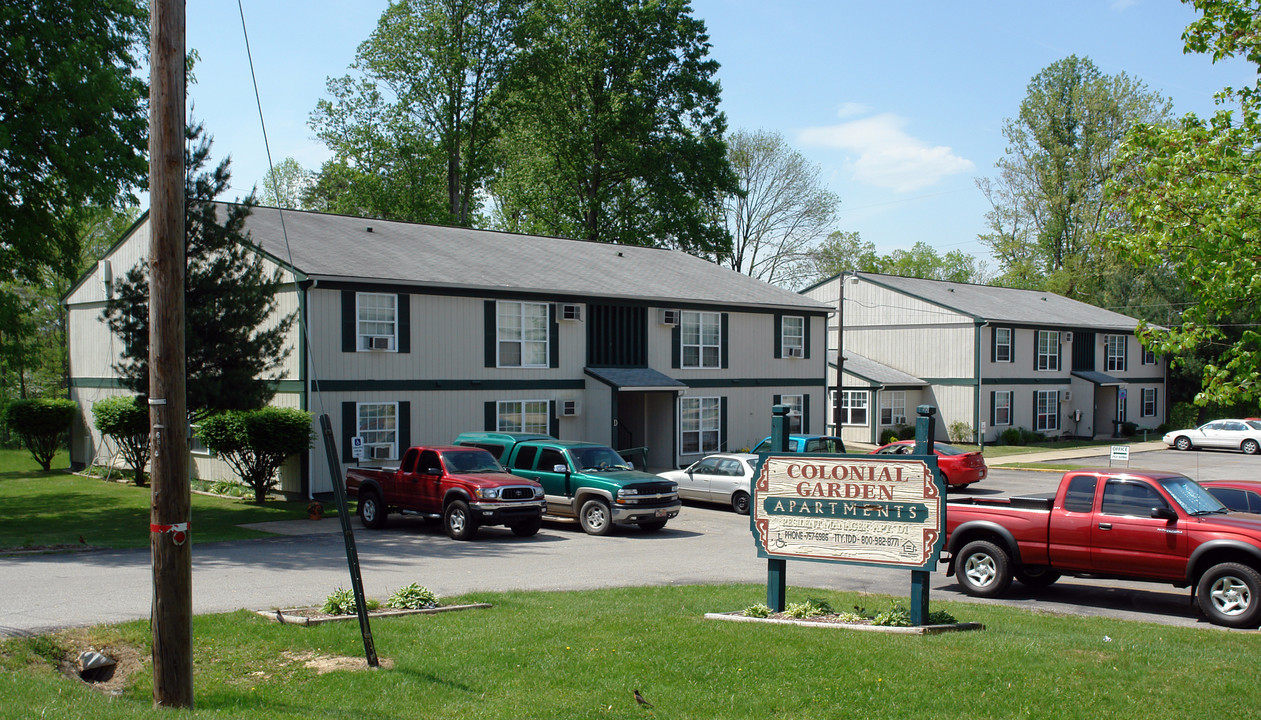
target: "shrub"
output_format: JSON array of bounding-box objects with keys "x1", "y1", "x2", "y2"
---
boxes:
[
  {"x1": 1020, "y1": 428, "x2": 1044, "y2": 444},
  {"x1": 1169, "y1": 402, "x2": 1198, "y2": 430},
  {"x1": 322, "y1": 587, "x2": 379, "y2": 615},
  {"x1": 198, "y1": 407, "x2": 313, "y2": 502},
  {"x1": 784, "y1": 598, "x2": 833, "y2": 619},
  {"x1": 879, "y1": 428, "x2": 899, "y2": 445},
  {"x1": 1000, "y1": 428, "x2": 1023, "y2": 446},
  {"x1": 896, "y1": 425, "x2": 917, "y2": 440},
  {"x1": 1121, "y1": 421, "x2": 1138, "y2": 437},
  {"x1": 91, "y1": 395, "x2": 150, "y2": 485},
  {"x1": 386, "y1": 583, "x2": 438, "y2": 610},
  {"x1": 948, "y1": 421, "x2": 973, "y2": 443},
  {"x1": 871, "y1": 600, "x2": 912, "y2": 627},
  {"x1": 3, "y1": 398, "x2": 77, "y2": 470},
  {"x1": 742, "y1": 603, "x2": 771, "y2": 618}
]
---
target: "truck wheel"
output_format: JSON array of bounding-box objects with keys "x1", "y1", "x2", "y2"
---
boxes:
[
  {"x1": 578, "y1": 498, "x2": 613, "y2": 536},
  {"x1": 1174, "y1": 436, "x2": 1193, "y2": 451},
  {"x1": 1197, "y1": 562, "x2": 1261, "y2": 628},
  {"x1": 956, "y1": 540, "x2": 1013, "y2": 598},
  {"x1": 1242, "y1": 439, "x2": 1260, "y2": 455},
  {"x1": 731, "y1": 491, "x2": 751, "y2": 515},
  {"x1": 510, "y1": 517, "x2": 542, "y2": 538},
  {"x1": 1015, "y1": 566, "x2": 1061, "y2": 588},
  {"x1": 444, "y1": 500, "x2": 479, "y2": 541},
  {"x1": 638, "y1": 520, "x2": 667, "y2": 532},
  {"x1": 357, "y1": 490, "x2": 388, "y2": 529}
]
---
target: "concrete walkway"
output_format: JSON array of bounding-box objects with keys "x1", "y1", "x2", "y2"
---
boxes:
[{"x1": 985, "y1": 440, "x2": 1167, "y2": 466}]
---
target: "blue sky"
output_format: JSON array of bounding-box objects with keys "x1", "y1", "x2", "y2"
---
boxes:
[{"x1": 184, "y1": 0, "x2": 1253, "y2": 268}]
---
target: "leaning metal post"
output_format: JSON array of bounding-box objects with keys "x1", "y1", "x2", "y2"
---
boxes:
[{"x1": 910, "y1": 405, "x2": 938, "y2": 625}]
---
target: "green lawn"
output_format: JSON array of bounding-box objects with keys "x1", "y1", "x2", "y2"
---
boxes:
[
  {"x1": 1, "y1": 584, "x2": 1257, "y2": 719},
  {"x1": 964, "y1": 438, "x2": 1155, "y2": 458},
  {"x1": 0, "y1": 449, "x2": 325, "y2": 550}
]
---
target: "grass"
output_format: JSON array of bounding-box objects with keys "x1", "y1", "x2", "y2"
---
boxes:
[
  {"x1": 0, "y1": 448, "x2": 329, "y2": 550},
  {"x1": 1, "y1": 584, "x2": 1259, "y2": 719},
  {"x1": 962, "y1": 437, "x2": 1156, "y2": 458}
]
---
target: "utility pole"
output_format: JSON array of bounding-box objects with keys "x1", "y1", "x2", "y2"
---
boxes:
[{"x1": 149, "y1": 0, "x2": 191, "y2": 707}]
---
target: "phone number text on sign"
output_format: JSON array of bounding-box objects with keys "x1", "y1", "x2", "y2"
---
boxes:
[{"x1": 752, "y1": 456, "x2": 943, "y2": 569}]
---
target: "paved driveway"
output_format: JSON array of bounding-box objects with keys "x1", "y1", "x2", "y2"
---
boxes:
[{"x1": 2, "y1": 447, "x2": 1255, "y2": 637}]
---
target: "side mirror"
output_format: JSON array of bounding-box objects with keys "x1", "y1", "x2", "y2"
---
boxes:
[
  {"x1": 552, "y1": 464, "x2": 568, "y2": 474},
  {"x1": 627, "y1": 461, "x2": 634, "y2": 470},
  {"x1": 1151, "y1": 507, "x2": 1178, "y2": 521},
  {"x1": 425, "y1": 467, "x2": 441, "y2": 476}
]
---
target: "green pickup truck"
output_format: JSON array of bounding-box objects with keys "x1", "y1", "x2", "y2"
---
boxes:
[{"x1": 453, "y1": 432, "x2": 682, "y2": 535}]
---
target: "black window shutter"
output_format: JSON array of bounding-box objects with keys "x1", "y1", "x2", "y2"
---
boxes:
[
  {"x1": 1032, "y1": 391, "x2": 1038, "y2": 429},
  {"x1": 773, "y1": 313, "x2": 783, "y2": 359},
  {"x1": 990, "y1": 329, "x2": 996, "y2": 363},
  {"x1": 484, "y1": 300, "x2": 496, "y2": 368},
  {"x1": 342, "y1": 401, "x2": 357, "y2": 462},
  {"x1": 773, "y1": 393, "x2": 782, "y2": 407},
  {"x1": 803, "y1": 393, "x2": 811, "y2": 433},
  {"x1": 342, "y1": 291, "x2": 356, "y2": 353},
  {"x1": 484, "y1": 401, "x2": 496, "y2": 431},
  {"x1": 804, "y1": 316, "x2": 811, "y2": 359},
  {"x1": 721, "y1": 313, "x2": 729, "y2": 369},
  {"x1": 397, "y1": 294, "x2": 411, "y2": 354},
  {"x1": 1033, "y1": 332, "x2": 1039, "y2": 371},
  {"x1": 549, "y1": 400, "x2": 559, "y2": 438},
  {"x1": 398, "y1": 401, "x2": 411, "y2": 450},
  {"x1": 671, "y1": 325, "x2": 681, "y2": 368},
  {"x1": 549, "y1": 304, "x2": 559, "y2": 369},
  {"x1": 1057, "y1": 334, "x2": 1063, "y2": 371},
  {"x1": 990, "y1": 391, "x2": 996, "y2": 425},
  {"x1": 720, "y1": 396, "x2": 728, "y2": 452}
]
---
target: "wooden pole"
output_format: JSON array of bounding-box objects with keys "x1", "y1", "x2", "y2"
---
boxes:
[{"x1": 149, "y1": 0, "x2": 191, "y2": 707}]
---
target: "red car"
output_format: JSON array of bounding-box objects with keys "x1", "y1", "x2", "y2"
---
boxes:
[
  {"x1": 1199, "y1": 479, "x2": 1261, "y2": 515},
  {"x1": 868, "y1": 440, "x2": 987, "y2": 489}
]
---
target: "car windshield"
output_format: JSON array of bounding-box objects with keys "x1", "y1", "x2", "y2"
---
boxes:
[
  {"x1": 1159, "y1": 475, "x2": 1229, "y2": 515},
  {"x1": 443, "y1": 449, "x2": 504, "y2": 474},
  {"x1": 572, "y1": 446, "x2": 631, "y2": 471}
]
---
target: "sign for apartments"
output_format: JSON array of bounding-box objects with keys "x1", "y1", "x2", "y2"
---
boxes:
[{"x1": 751, "y1": 455, "x2": 944, "y2": 571}]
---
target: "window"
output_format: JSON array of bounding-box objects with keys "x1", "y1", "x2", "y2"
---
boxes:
[
  {"x1": 994, "y1": 327, "x2": 1013, "y2": 363},
  {"x1": 1036, "y1": 331, "x2": 1060, "y2": 371},
  {"x1": 781, "y1": 316, "x2": 804, "y2": 358},
  {"x1": 1142, "y1": 348, "x2": 1157, "y2": 365},
  {"x1": 357, "y1": 293, "x2": 397, "y2": 351},
  {"x1": 993, "y1": 390, "x2": 1013, "y2": 426},
  {"x1": 358, "y1": 402, "x2": 398, "y2": 460},
  {"x1": 189, "y1": 423, "x2": 212, "y2": 457},
  {"x1": 497, "y1": 301, "x2": 549, "y2": 367},
  {"x1": 1035, "y1": 390, "x2": 1060, "y2": 431},
  {"x1": 497, "y1": 400, "x2": 550, "y2": 435},
  {"x1": 879, "y1": 391, "x2": 907, "y2": 426},
  {"x1": 680, "y1": 396, "x2": 721, "y2": 454},
  {"x1": 681, "y1": 311, "x2": 721, "y2": 368},
  {"x1": 840, "y1": 390, "x2": 869, "y2": 426},
  {"x1": 1105, "y1": 334, "x2": 1127, "y2": 372},
  {"x1": 1101, "y1": 480, "x2": 1169, "y2": 517},
  {"x1": 1062, "y1": 475, "x2": 1097, "y2": 513},
  {"x1": 781, "y1": 394, "x2": 803, "y2": 433}
]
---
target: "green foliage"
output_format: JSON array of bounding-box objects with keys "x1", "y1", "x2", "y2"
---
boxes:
[
  {"x1": 386, "y1": 583, "x2": 439, "y2": 610},
  {"x1": 741, "y1": 602, "x2": 771, "y2": 618},
  {"x1": 925, "y1": 608, "x2": 958, "y2": 625},
  {"x1": 1001, "y1": 427, "x2": 1025, "y2": 446},
  {"x1": 3, "y1": 398, "x2": 75, "y2": 470},
  {"x1": 871, "y1": 600, "x2": 912, "y2": 627},
  {"x1": 256, "y1": 157, "x2": 313, "y2": 210},
  {"x1": 103, "y1": 124, "x2": 295, "y2": 419},
  {"x1": 783, "y1": 598, "x2": 833, "y2": 619},
  {"x1": 897, "y1": 425, "x2": 918, "y2": 441},
  {"x1": 197, "y1": 407, "x2": 314, "y2": 502},
  {"x1": 1169, "y1": 402, "x2": 1200, "y2": 430},
  {"x1": 321, "y1": 587, "x2": 359, "y2": 616},
  {"x1": 91, "y1": 395, "x2": 149, "y2": 485},
  {"x1": 879, "y1": 429, "x2": 899, "y2": 445},
  {"x1": 948, "y1": 420, "x2": 974, "y2": 444},
  {"x1": 808, "y1": 231, "x2": 988, "y2": 286},
  {"x1": 492, "y1": 0, "x2": 738, "y2": 256}
]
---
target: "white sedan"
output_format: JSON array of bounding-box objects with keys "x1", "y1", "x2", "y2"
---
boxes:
[
  {"x1": 657, "y1": 453, "x2": 759, "y2": 515},
  {"x1": 1163, "y1": 419, "x2": 1261, "y2": 455}
]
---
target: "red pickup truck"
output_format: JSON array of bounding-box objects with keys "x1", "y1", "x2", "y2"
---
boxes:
[
  {"x1": 945, "y1": 468, "x2": 1261, "y2": 628},
  {"x1": 346, "y1": 445, "x2": 546, "y2": 541}
]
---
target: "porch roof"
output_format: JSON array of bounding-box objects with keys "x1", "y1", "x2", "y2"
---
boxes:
[
  {"x1": 1071, "y1": 370, "x2": 1125, "y2": 387},
  {"x1": 584, "y1": 367, "x2": 687, "y2": 392}
]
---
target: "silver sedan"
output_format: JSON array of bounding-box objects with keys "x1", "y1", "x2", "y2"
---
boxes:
[
  {"x1": 657, "y1": 453, "x2": 759, "y2": 515},
  {"x1": 1163, "y1": 419, "x2": 1261, "y2": 455}
]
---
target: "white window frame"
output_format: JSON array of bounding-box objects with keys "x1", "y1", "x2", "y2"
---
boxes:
[
  {"x1": 1035, "y1": 390, "x2": 1060, "y2": 432},
  {"x1": 681, "y1": 311, "x2": 722, "y2": 369},
  {"x1": 840, "y1": 390, "x2": 869, "y2": 426},
  {"x1": 879, "y1": 391, "x2": 907, "y2": 426},
  {"x1": 497, "y1": 399, "x2": 550, "y2": 435},
  {"x1": 189, "y1": 423, "x2": 213, "y2": 457},
  {"x1": 994, "y1": 390, "x2": 1013, "y2": 427},
  {"x1": 680, "y1": 396, "x2": 721, "y2": 454},
  {"x1": 497, "y1": 301, "x2": 549, "y2": 368},
  {"x1": 357, "y1": 401, "x2": 398, "y2": 460},
  {"x1": 1037, "y1": 331, "x2": 1060, "y2": 371},
  {"x1": 1141, "y1": 388, "x2": 1157, "y2": 418},
  {"x1": 781, "y1": 316, "x2": 804, "y2": 358},
  {"x1": 357, "y1": 292, "x2": 397, "y2": 352},
  {"x1": 782, "y1": 394, "x2": 803, "y2": 433},
  {"x1": 1105, "y1": 335, "x2": 1127, "y2": 372},
  {"x1": 994, "y1": 327, "x2": 1013, "y2": 363}
]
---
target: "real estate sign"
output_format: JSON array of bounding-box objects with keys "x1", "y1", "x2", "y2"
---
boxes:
[{"x1": 751, "y1": 455, "x2": 944, "y2": 571}]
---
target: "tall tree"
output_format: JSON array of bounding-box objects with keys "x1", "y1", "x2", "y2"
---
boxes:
[
  {"x1": 719, "y1": 129, "x2": 840, "y2": 288},
  {"x1": 807, "y1": 231, "x2": 987, "y2": 285},
  {"x1": 257, "y1": 157, "x2": 314, "y2": 210},
  {"x1": 1107, "y1": 0, "x2": 1261, "y2": 407},
  {"x1": 978, "y1": 55, "x2": 1173, "y2": 299},
  {"x1": 491, "y1": 0, "x2": 738, "y2": 255},
  {"x1": 103, "y1": 125, "x2": 295, "y2": 419},
  {"x1": 309, "y1": 0, "x2": 518, "y2": 225}
]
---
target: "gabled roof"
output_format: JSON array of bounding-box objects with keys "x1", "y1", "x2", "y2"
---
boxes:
[
  {"x1": 241, "y1": 205, "x2": 829, "y2": 313},
  {"x1": 850, "y1": 272, "x2": 1142, "y2": 332},
  {"x1": 829, "y1": 350, "x2": 926, "y2": 387}
]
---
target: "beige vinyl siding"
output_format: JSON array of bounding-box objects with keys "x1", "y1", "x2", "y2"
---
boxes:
[{"x1": 847, "y1": 324, "x2": 975, "y2": 379}]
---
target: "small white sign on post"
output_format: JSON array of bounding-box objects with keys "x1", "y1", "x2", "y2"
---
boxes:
[
  {"x1": 1110, "y1": 445, "x2": 1129, "y2": 467},
  {"x1": 351, "y1": 436, "x2": 365, "y2": 460}
]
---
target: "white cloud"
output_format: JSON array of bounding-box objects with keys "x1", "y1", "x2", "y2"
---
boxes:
[
  {"x1": 835, "y1": 102, "x2": 871, "y2": 118},
  {"x1": 796, "y1": 112, "x2": 974, "y2": 192}
]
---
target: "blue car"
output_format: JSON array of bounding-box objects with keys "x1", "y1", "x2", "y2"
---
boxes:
[{"x1": 751, "y1": 434, "x2": 846, "y2": 454}]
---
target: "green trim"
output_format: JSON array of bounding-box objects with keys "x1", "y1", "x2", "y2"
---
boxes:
[
  {"x1": 979, "y1": 376, "x2": 1165, "y2": 386},
  {"x1": 70, "y1": 377, "x2": 304, "y2": 393},
  {"x1": 311, "y1": 379, "x2": 586, "y2": 392},
  {"x1": 682, "y1": 377, "x2": 826, "y2": 389},
  {"x1": 919, "y1": 378, "x2": 979, "y2": 386},
  {"x1": 974, "y1": 321, "x2": 983, "y2": 441}
]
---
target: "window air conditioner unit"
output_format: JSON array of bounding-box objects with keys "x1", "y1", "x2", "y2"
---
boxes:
[
  {"x1": 659, "y1": 309, "x2": 680, "y2": 326},
  {"x1": 558, "y1": 399, "x2": 581, "y2": 417},
  {"x1": 785, "y1": 346, "x2": 804, "y2": 358},
  {"x1": 561, "y1": 303, "x2": 582, "y2": 321},
  {"x1": 370, "y1": 445, "x2": 392, "y2": 460},
  {"x1": 369, "y1": 336, "x2": 391, "y2": 350},
  {"x1": 1063, "y1": 331, "x2": 1073, "y2": 343}
]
